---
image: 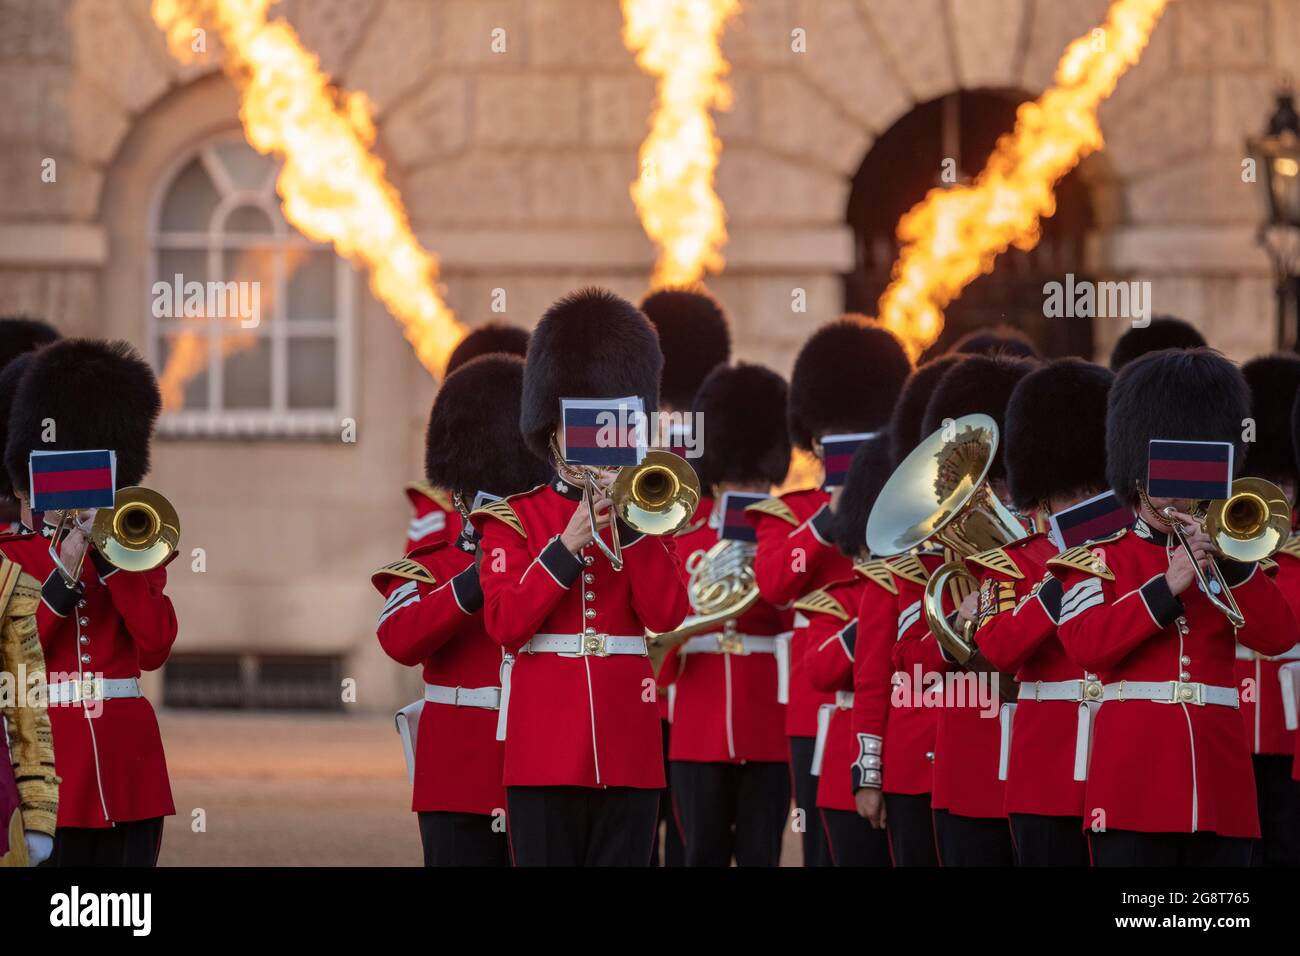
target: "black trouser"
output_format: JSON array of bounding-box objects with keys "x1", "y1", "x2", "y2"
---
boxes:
[
  {"x1": 788, "y1": 735, "x2": 831, "y2": 867},
  {"x1": 1090, "y1": 828, "x2": 1253, "y2": 867},
  {"x1": 1251, "y1": 753, "x2": 1300, "y2": 866},
  {"x1": 506, "y1": 785, "x2": 660, "y2": 866},
  {"x1": 46, "y1": 818, "x2": 164, "y2": 867},
  {"x1": 651, "y1": 719, "x2": 686, "y2": 867},
  {"x1": 884, "y1": 792, "x2": 938, "y2": 866},
  {"x1": 1009, "y1": 813, "x2": 1088, "y2": 867},
  {"x1": 670, "y1": 759, "x2": 788, "y2": 867},
  {"x1": 821, "y1": 807, "x2": 891, "y2": 866},
  {"x1": 933, "y1": 808, "x2": 1015, "y2": 866},
  {"x1": 418, "y1": 811, "x2": 510, "y2": 867}
]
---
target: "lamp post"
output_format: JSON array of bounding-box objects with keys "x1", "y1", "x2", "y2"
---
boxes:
[{"x1": 1249, "y1": 85, "x2": 1300, "y2": 351}]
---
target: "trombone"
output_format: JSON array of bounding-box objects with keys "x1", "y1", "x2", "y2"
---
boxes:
[
  {"x1": 1139, "y1": 477, "x2": 1290, "y2": 629},
  {"x1": 49, "y1": 486, "x2": 181, "y2": 586},
  {"x1": 549, "y1": 434, "x2": 700, "y2": 572}
]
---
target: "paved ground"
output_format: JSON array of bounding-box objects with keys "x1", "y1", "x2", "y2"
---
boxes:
[{"x1": 155, "y1": 711, "x2": 801, "y2": 866}]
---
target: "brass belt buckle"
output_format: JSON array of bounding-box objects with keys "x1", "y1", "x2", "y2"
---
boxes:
[
  {"x1": 1081, "y1": 679, "x2": 1103, "y2": 702},
  {"x1": 1171, "y1": 681, "x2": 1203, "y2": 705},
  {"x1": 75, "y1": 677, "x2": 102, "y2": 703},
  {"x1": 581, "y1": 632, "x2": 609, "y2": 657},
  {"x1": 718, "y1": 632, "x2": 744, "y2": 655}
]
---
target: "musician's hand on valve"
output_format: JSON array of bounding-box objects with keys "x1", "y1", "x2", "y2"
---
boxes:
[
  {"x1": 955, "y1": 590, "x2": 979, "y2": 625},
  {"x1": 1164, "y1": 510, "x2": 1214, "y2": 595},
  {"x1": 560, "y1": 494, "x2": 612, "y2": 555},
  {"x1": 57, "y1": 522, "x2": 91, "y2": 580}
]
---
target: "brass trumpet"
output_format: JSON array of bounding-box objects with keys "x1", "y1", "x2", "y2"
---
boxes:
[{"x1": 49, "y1": 486, "x2": 180, "y2": 585}]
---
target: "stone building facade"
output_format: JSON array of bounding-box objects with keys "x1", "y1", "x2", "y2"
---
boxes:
[{"x1": 0, "y1": 0, "x2": 1291, "y2": 709}]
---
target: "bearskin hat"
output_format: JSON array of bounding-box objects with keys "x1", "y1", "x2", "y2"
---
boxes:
[
  {"x1": 0, "y1": 316, "x2": 59, "y2": 371},
  {"x1": 444, "y1": 322, "x2": 529, "y2": 376},
  {"x1": 5, "y1": 339, "x2": 160, "y2": 496},
  {"x1": 1106, "y1": 348, "x2": 1249, "y2": 507},
  {"x1": 922, "y1": 354, "x2": 1037, "y2": 484},
  {"x1": 639, "y1": 288, "x2": 731, "y2": 410},
  {"x1": 0, "y1": 353, "x2": 35, "y2": 499},
  {"x1": 788, "y1": 316, "x2": 911, "y2": 451},
  {"x1": 520, "y1": 287, "x2": 662, "y2": 462},
  {"x1": 832, "y1": 434, "x2": 893, "y2": 558},
  {"x1": 888, "y1": 354, "x2": 964, "y2": 466},
  {"x1": 1240, "y1": 355, "x2": 1300, "y2": 487},
  {"x1": 1004, "y1": 359, "x2": 1114, "y2": 511},
  {"x1": 1108, "y1": 316, "x2": 1206, "y2": 371},
  {"x1": 691, "y1": 363, "x2": 790, "y2": 490},
  {"x1": 949, "y1": 325, "x2": 1040, "y2": 360},
  {"x1": 424, "y1": 354, "x2": 550, "y2": 500}
]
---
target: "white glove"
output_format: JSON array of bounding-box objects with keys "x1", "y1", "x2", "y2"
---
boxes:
[{"x1": 24, "y1": 831, "x2": 53, "y2": 866}]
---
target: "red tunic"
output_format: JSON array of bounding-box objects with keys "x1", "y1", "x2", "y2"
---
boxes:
[
  {"x1": 803, "y1": 577, "x2": 864, "y2": 812},
  {"x1": 968, "y1": 534, "x2": 1087, "y2": 818},
  {"x1": 1235, "y1": 543, "x2": 1300, "y2": 756},
  {"x1": 657, "y1": 499, "x2": 786, "y2": 764},
  {"x1": 0, "y1": 532, "x2": 176, "y2": 828},
  {"x1": 372, "y1": 542, "x2": 506, "y2": 816},
  {"x1": 748, "y1": 489, "x2": 846, "y2": 737},
  {"x1": 405, "y1": 482, "x2": 459, "y2": 552},
  {"x1": 1054, "y1": 520, "x2": 1297, "y2": 837},
  {"x1": 471, "y1": 479, "x2": 689, "y2": 789}
]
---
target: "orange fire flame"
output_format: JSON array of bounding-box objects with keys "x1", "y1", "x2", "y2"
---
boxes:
[
  {"x1": 877, "y1": 0, "x2": 1171, "y2": 357},
  {"x1": 150, "y1": 0, "x2": 464, "y2": 381},
  {"x1": 622, "y1": 0, "x2": 739, "y2": 288}
]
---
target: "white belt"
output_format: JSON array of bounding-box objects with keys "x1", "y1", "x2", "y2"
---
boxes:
[
  {"x1": 1235, "y1": 644, "x2": 1300, "y2": 662},
  {"x1": 774, "y1": 631, "x2": 792, "y2": 704},
  {"x1": 1102, "y1": 680, "x2": 1238, "y2": 708},
  {"x1": 1281, "y1": 662, "x2": 1300, "y2": 732},
  {"x1": 423, "y1": 682, "x2": 501, "y2": 710},
  {"x1": 998, "y1": 702, "x2": 1016, "y2": 782},
  {"x1": 681, "y1": 634, "x2": 777, "y2": 656},
  {"x1": 48, "y1": 677, "x2": 142, "y2": 705},
  {"x1": 523, "y1": 633, "x2": 648, "y2": 657},
  {"x1": 811, "y1": 703, "x2": 834, "y2": 776},
  {"x1": 1015, "y1": 678, "x2": 1105, "y2": 782},
  {"x1": 1018, "y1": 678, "x2": 1105, "y2": 703}
]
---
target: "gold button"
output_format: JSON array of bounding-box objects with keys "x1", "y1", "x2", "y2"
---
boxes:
[
  {"x1": 585, "y1": 608, "x2": 596, "y2": 619},
  {"x1": 585, "y1": 591, "x2": 595, "y2": 601},
  {"x1": 1180, "y1": 671, "x2": 1191, "y2": 682},
  {"x1": 584, "y1": 574, "x2": 594, "y2": 584},
  {"x1": 1180, "y1": 656, "x2": 1191, "y2": 666}
]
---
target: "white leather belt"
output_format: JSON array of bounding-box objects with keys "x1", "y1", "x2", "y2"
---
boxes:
[
  {"x1": 1102, "y1": 680, "x2": 1238, "y2": 708},
  {"x1": 48, "y1": 677, "x2": 142, "y2": 705},
  {"x1": 1018, "y1": 678, "x2": 1105, "y2": 703},
  {"x1": 1235, "y1": 643, "x2": 1300, "y2": 662},
  {"x1": 423, "y1": 682, "x2": 501, "y2": 710},
  {"x1": 524, "y1": 633, "x2": 647, "y2": 657},
  {"x1": 681, "y1": 634, "x2": 776, "y2": 655}
]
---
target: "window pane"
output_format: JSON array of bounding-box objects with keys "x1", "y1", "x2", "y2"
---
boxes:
[
  {"x1": 223, "y1": 336, "x2": 272, "y2": 409},
  {"x1": 288, "y1": 337, "x2": 337, "y2": 409},
  {"x1": 157, "y1": 330, "x2": 210, "y2": 411},
  {"x1": 160, "y1": 159, "x2": 220, "y2": 233},
  {"x1": 214, "y1": 140, "x2": 275, "y2": 191},
  {"x1": 224, "y1": 204, "x2": 274, "y2": 234},
  {"x1": 286, "y1": 249, "x2": 335, "y2": 320},
  {"x1": 221, "y1": 247, "x2": 274, "y2": 328},
  {"x1": 155, "y1": 250, "x2": 208, "y2": 318}
]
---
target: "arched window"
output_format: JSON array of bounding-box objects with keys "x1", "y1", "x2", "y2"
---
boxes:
[{"x1": 148, "y1": 133, "x2": 354, "y2": 436}]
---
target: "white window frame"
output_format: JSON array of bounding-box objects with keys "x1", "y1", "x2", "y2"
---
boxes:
[{"x1": 147, "y1": 131, "x2": 355, "y2": 438}]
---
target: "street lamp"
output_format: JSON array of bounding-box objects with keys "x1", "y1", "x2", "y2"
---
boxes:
[{"x1": 1249, "y1": 85, "x2": 1300, "y2": 350}]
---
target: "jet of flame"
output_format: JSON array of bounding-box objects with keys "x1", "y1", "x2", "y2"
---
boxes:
[
  {"x1": 622, "y1": 0, "x2": 739, "y2": 288},
  {"x1": 877, "y1": 0, "x2": 1171, "y2": 357},
  {"x1": 150, "y1": 0, "x2": 464, "y2": 379}
]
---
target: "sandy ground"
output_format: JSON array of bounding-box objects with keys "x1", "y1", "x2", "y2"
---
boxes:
[{"x1": 154, "y1": 711, "x2": 801, "y2": 866}]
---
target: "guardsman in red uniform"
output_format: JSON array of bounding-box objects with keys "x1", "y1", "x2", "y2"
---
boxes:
[
  {"x1": 903, "y1": 354, "x2": 1036, "y2": 866},
  {"x1": 639, "y1": 287, "x2": 730, "y2": 867},
  {"x1": 748, "y1": 316, "x2": 910, "y2": 867},
  {"x1": 1, "y1": 340, "x2": 177, "y2": 866},
  {"x1": 402, "y1": 323, "x2": 530, "y2": 552},
  {"x1": 472, "y1": 289, "x2": 689, "y2": 866},
  {"x1": 373, "y1": 354, "x2": 549, "y2": 866},
  {"x1": 0, "y1": 318, "x2": 59, "y2": 534},
  {"x1": 850, "y1": 356, "x2": 960, "y2": 866},
  {"x1": 656, "y1": 363, "x2": 789, "y2": 866},
  {"x1": 804, "y1": 436, "x2": 892, "y2": 865},
  {"x1": 1055, "y1": 348, "x2": 1297, "y2": 866},
  {"x1": 1234, "y1": 356, "x2": 1300, "y2": 866},
  {"x1": 1107, "y1": 315, "x2": 1205, "y2": 372},
  {"x1": 961, "y1": 359, "x2": 1114, "y2": 866}
]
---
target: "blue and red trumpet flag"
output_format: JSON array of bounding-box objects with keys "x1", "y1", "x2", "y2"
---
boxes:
[
  {"x1": 718, "y1": 491, "x2": 766, "y2": 543},
  {"x1": 29, "y1": 449, "x2": 116, "y2": 513},
  {"x1": 1146, "y1": 439, "x2": 1234, "y2": 502},
  {"x1": 1049, "y1": 490, "x2": 1133, "y2": 552},
  {"x1": 560, "y1": 397, "x2": 646, "y2": 468},
  {"x1": 820, "y1": 432, "x2": 877, "y2": 489}
]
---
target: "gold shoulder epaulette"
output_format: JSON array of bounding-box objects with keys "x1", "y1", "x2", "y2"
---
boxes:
[
  {"x1": 405, "y1": 481, "x2": 453, "y2": 512},
  {"x1": 885, "y1": 553, "x2": 929, "y2": 586},
  {"x1": 745, "y1": 496, "x2": 798, "y2": 527},
  {"x1": 372, "y1": 558, "x2": 437, "y2": 585},
  {"x1": 1046, "y1": 545, "x2": 1115, "y2": 581},
  {"x1": 793, "y1": 589, "x2": 849, "y2": 621},
  {"x1": 853, "y1": 559, "x2": 898, "y2": 595},
  {"x1": 967, "y1": 546, "x2": 1023, "y2": 580},
  {"x1": 471, "y1": 499, "x2": 525, "y2": 538}
]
